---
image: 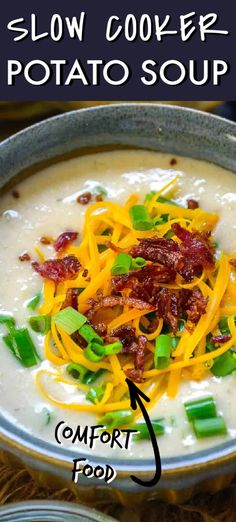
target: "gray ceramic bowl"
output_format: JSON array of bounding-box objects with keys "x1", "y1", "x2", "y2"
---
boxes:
[
  {"x1": 0, "y1": 104, "x2": 236, "y2": 504},
  {"x1": 0, "y1": 500, "x2": 117, "y2": 521}
]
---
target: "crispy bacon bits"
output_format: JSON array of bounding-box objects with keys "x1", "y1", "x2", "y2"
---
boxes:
[
  {"x1": 112, "y1": 264, "x2": 175, "y2": 303},
  {"x1": 172, "y1": 223, "x2": 215, "y2": 280},
  {"x1": 62, "y1": 288, "x2": 80, "y2": 310},
  {"x1": 54, "y1": 231, "x2": 78, "y2": 253},
  {"x1": 12, "y1": 189, "x2": 20, "y2": 199},
  {"x1": 230, "y1": 259, "x2": 236, "y2": 270},
  {"x1": 170, "y1": 158, "x2": 177, "y2": 166},
  {"x1": 130, "y1": 225, "x2": 215, "y2": 283},
  {"x1": 187, "y1": 199, "x2": 199, "y2": 209},
  {"x1": 211, "y1": 334, "x2": 231, "y2": 344},
  {"x1": 180, "y1": 288, "x2": 207, "y2": 324},
  {"x1": 19, "y1": 251, "x2": 31, "y2": 262},
  {"x1": 77, "y1": 192, "x2": 92, "y2": 205},
  {"x1": 40, "y1": 236, "x2": 53, "y2": 245},
  {"x1": 95, "y1": 194, "x2": 103, "y2": 202},
  {"x1": 109, "y1": 326, "x2": 146, "y2": 383},
  {"x1": 130, "y1": 238, "x2": 184, "y2": 276},
  {"x1": 32, "y1": 255, "x2": 81, "y2": 283}
]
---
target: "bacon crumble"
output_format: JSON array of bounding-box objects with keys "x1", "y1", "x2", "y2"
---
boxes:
[
  {"x1": 19, "y1": 251, "x2": 31, "y2": 262},
  {"x1": 32, "y1": 255, "x2": 81, "y2": 283},
  {"x1": 12, "y1": 189, "x2": 20, "y2": 199},
  {"x1": 187, "y1": 199, "x2": 199, "y2": 209},
  {"x1": 211, "y1": 334, "x2": 231, "y2": 344},
  {"x1": 61, "y1": 288, "x2": 80, "y2": 310},
  {"x1": 77, "y1": 192, "x2": 92, "y2": 205},
  {"x1": 40, "y1": 236, "x2": 53, "y2": 245},
  {"x1": 54, "y1": 231, "x2": 78, "y2": 253}
]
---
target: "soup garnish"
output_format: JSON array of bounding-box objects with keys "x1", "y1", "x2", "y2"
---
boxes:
[{"x1": 1, "y1": 168, "x2": 236, "y2": 445}]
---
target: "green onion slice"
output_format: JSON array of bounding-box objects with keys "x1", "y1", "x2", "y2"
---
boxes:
[
  {"x1": 79, "y1": 324, "x2": 103, "y2": 345},
  {"x1": 154, "y1": 334, "x2": 171, "y2": 369},
  {"x1": 184, "y1": 396, "x2": 217, "y2": 421},
  {"x1": 211, "y1": 351, "x2": 236, "y2": 377},
  {"x1": 171, "y1": 336, "x2": 180, "y2": 350},
  {"x1": 29, "y1": 315, "x2": 51, "y2": 334},
  {"x1": 0, "y1": 313, "x2": 16, "y2": 334},
  {"x1": 129, "y1": 205, "x2": 154, "y2": 231},
  {"x1": 52, "y1": 307, "x2": 87, "y2": 335},
  {"x1": 42, "y1": 407, "x2": 52, "y2": 425},
  {"x1": 94, "y1": 185, "x2": 107, "y2": 196},
  {"x1": 26, "y1": 293, "x2": 41, "y2": 311},
  {"x1": 93, "y1": 341, "x2": 122, "y2": 357},
  {"x1": 99, "y1": 410, "x2": 134, "y2": 429},
  {"x1": 130, "y1": 257, "x2": 146, "y2": 270},
  {"x1": 193, "y1": 416, "x2": 227, "y2": 438},
  {"x1": 131, "y1": 418, "x2": 165, "y2": 440},
  {"x1": 84, "y1": 343, "x2": 104, "y2": 362},
  {"x1": 84, "y1": 368, "x2": 106, "y2": 385},
  {"x1": 111, "y1": 253, "x2": 132, "y2": 275},
  {"x1": 157, "y1": 196, "x2": 180, "y2": 207},
  {"x1": 3, "y1": 328, "x2": 39, "y2": 367},
  {"x1": 86, "y1": 383, "x2": 106, "y2": 404},
  {"x1": 144, "y1": 191, "x2": 156, "y2": 203},
  {"x1": 219, "y1": 316, "x2": 236, "y2": 335},
  {"x1": 67, "y1": 363, "x2": 90, "y2": 382}
]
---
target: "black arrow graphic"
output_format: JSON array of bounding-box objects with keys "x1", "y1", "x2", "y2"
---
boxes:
[{"x1": 126, "y1": 378, "x2": 162, "y2": 488}]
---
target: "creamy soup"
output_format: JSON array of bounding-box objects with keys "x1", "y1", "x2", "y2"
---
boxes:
[{"x1": 0, "y1": 149, "x2": 236, "y2": 460}]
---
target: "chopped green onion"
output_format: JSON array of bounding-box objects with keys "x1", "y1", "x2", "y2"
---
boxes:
[
  {"x1": 86, "y1": 383, "x2": 106, "y2": 404},
  {"x1": 29, "y1": 315, "x2": 51, "y2": 334},
  {"x1": 26, "y1": 293, "x2": 41, "y2": 311},
  {"x1": 171, "y1": 336, "x2": 180, "y2": 350},
  {"x1": 219, "y1": 316, "x2": 236, "y2": 335},
  {"x1": 79, "y1": 324, "x2": 103, "y2": 345},
  {"x1": 177, "y1": 320, "x2": 185, "y2": 332},
  {"x1": 130, "y1": 257, "x2": 146, "y2": 270},
  {"x1": 131, "y1": 418, "x2": 165, "y2": 440},
  {"x1": 99, "y1": 410, "x2": 134, "y2": 429},
  {"x1": 144, "y1": 191, "x2": 156, "y2": 203},
  {"x1": 211, "y1": 351, "x2": 236, "y2": 377},
  {"x1": 206, "y1": 333, "x2": 215, "y2": 352},
  {"x1": 53, "y1": 307, "x2": 87, "y2": 334},
  {"x1": 98, "y1": 244, "x2": 108, "y2": 253},
  {"x1": 84, "y1": 341, "x2": 122, "y2": 362},
  {"x1": 94, "y1": 185, "x2": 107, "y2": 196},
  {"x1": 101, "y1": 228, "x2": 112, "y2": 236},
  {"x1": 144, "y1": 193, "x2": 180, "y2": 207},
  {"x1": 213, "y1": 239, "x2": 219, "y2": 249},
  {"x1": 129, "y1": 205, "x2": 154, "y2": 231},
  {"x1": 154, "y1": 334, "x2": 171, "y2": 369},
  {"x1": 0, "y1": 313, "x2": 16, "y2": 334},
  {"x1": 153, "y1": 215, "x2": 168, "y2": 225},
  {"x1": 93, "y1": 341, "x2": 122, "y2": 356},
  {"x1": 184, "y1": 396, "x2": 217, "y2": 421},
  {"x1": 193, "y1": 416, "x2": 227, "y2": 438},
  {"x1": 157, "y1": 196, "x2": 180, "y2": 207},
  {"x1": 84, "y1": 343, "x2": 104, "y2": 362},
  {"x1": 66, "y1": 363, "x2": 91, "y2": 382},
  {"x1": 3, "y1": 328, "x2": 39, "y2": 367},
  {"x1": 42, "y1": 407, "x2": 52, "y2": 425},
  {"x1": 111, "y1": 253, "x2": 132, "y2": 275},
  {"x1": 84, "y1": 368, "x2": 106, "y2": 385}
]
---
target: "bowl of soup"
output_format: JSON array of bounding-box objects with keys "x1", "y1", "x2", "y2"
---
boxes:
[
  {"x1": 0, "y1": 500, "x2": 117, "y2": 521},
  {"x1": 0, "y1": 103, "x2": 236, "y2": 505}
]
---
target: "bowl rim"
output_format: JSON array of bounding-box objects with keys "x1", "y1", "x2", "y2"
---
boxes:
[
  {"x1": 0, "y1": 102, "x2": 236, "y2": 480},
  {"x1": 0, "y1": 499, "x2": 116, "y2": 521}
]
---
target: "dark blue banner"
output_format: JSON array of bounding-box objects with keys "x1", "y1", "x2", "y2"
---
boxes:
[{"x1": 0, "y1": 0, "x2": 234, "y2": 99}]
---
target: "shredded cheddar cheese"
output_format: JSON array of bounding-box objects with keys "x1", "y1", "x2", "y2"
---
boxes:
[{"x1": 31, "y1": 179, "x2": 236, "y2": 423}]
